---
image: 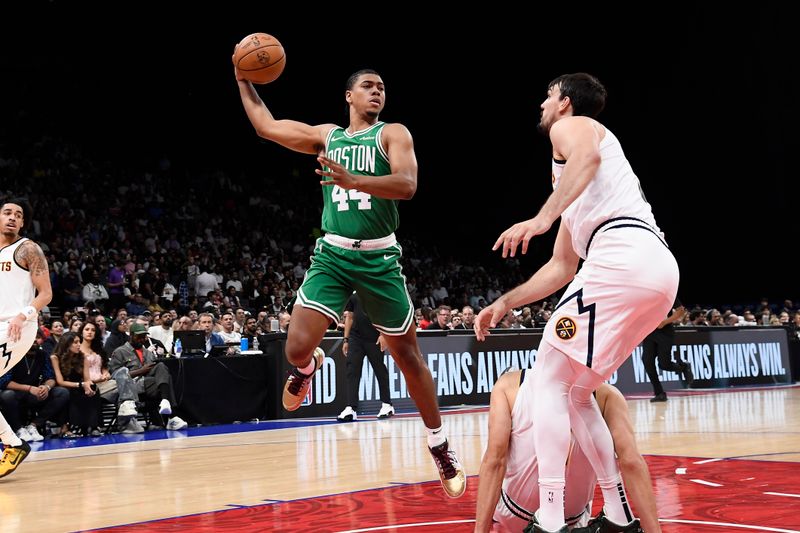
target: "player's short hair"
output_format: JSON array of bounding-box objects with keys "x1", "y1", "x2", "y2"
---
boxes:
[
  {"x1": 548, "y1": 73, "x2": 607, "y2": 118},
  {"x1": 346, "y1": 69, "x2": 381, "y2": 91},
  {"x1": 0, "y1": 196, "x2": 33, "y2": 221}
]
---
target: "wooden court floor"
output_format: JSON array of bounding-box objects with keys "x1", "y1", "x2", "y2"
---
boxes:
[{"x1": 1, "y1": 385, "x2": 799, "y2": 532}]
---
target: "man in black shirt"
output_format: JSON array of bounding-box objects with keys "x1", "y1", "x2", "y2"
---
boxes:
[
  {"x1": 642, "y1": 296, "x2": 693, "y2": 401},
  {"x1": 0, "y1": 340, "x2": 69, "y2": 442},
  {"x1": 337, "y1": 293, "x2": 394, "y2": 421}
]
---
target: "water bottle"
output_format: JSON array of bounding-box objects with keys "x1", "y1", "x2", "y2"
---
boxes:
[
  {"x1": 175, "y1": 339, "x2": 182, "y2": 358},
  {"x1": 252, "y1": 337, "x2": 259, "y2": 352},
  {"x1": 240, "y1": 337, "x2": 249, "y2": 351}
]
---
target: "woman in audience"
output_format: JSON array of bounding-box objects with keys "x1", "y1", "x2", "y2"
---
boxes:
[
  {"x1": 50, "y1": 332, "x2": 101, "y2": 437},
  {"x1": 42, "y1": 319, "x2": 65, "y2": 355},
  {"x1": 80, "y1": 322, "x2": 117, "y2": 406},
  {"x1": 103, "y1": 318, "x2": 129, "y2": 355}
]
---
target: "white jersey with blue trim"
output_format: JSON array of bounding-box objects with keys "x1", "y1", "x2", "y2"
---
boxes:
[
  {"x1": 552, "y1": 128, "x2": 660, "y2": 259},
  {"x1": 493, "y1": 370, "x2": 596, "y2": 530},
  {"x1": 0, "y1": 238, "x2": 35, "y2": 321}
]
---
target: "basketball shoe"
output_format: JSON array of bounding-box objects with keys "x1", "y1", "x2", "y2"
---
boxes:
[
  {"x1": 571, "y1": 510, "x2": 643, "y2": 533},
  {"x1": 337, "y1": 406, "x2": 357, "y2": 422},
  {"x1": 523, "y1": 516, "x2": 569, "y2": 533},
  {"x1": 0, "y1": 440, "x2": 31, "y2": 479},
  {"x1": 377, "y1": 403, "x2": 395, "y2": 419},
  {"x1": 282, "y1": 347, "x2": 325, "y2": 411},
  {"x1": 428, "y1": 439, "x2": 466, "y2": 498}
]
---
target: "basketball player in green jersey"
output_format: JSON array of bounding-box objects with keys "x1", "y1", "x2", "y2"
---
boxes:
[{"x1": 234, "y1": 65, "x2": 465, "y2": 498}]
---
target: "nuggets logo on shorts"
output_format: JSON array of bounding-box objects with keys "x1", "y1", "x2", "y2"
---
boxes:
[{"x1": 555, "y1": 317, "x2": 577, "y2": 340}]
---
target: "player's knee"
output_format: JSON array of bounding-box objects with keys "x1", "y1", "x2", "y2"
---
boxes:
[
  {"x1": 285, "y1": 340, "x2": 314, "y2": 366},
  {"x1": 0, "y1": 389, "x2": 16, "y2": 405}
]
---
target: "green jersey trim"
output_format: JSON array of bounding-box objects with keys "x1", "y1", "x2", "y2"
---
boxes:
[{"x1": 343, "y1": 121, "x2": 384, "y2": 138}]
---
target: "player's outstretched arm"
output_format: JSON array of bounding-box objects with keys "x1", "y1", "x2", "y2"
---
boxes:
[
  {"x1": 477, "y1": 222, "x2": 578, "y2": 340},
  {"x1": 232, "y1": 54, "x2": 335, "y2": 155}
]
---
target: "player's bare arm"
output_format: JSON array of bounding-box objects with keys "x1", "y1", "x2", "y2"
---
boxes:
[
  {"x1": 233, "y1": 56, "x2": 335, "y2": 155},
  {"x1": 541, "y1": 116, "x2": 602, "y2": 222},
  {"x1": 493, "y1": 116, "x2": 601, "y2": 258},
  {"x1": 317, "y1": 123, "x2": 417, "y2": 200},
  {"x1": 476, "y1": 223, "x2": 579, "y2": 340},
  {"x1": 599, "y1": 386, "x2": 662, "y2": 533},
  {"x1": 7, "y1": 240, "x2": 52, "y2": 342},
  {"x1": 474, "y1": 372, "x2": 516, "y2": 532}
]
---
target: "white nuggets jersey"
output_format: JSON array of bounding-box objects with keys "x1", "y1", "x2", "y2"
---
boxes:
[
  {"x1": 494, "y1": 370, "x2": 595, "y2": 530},
  {"x1": 544, "y1": 126, "x2": 678, "y2": 377},
  {"x1": 0, "y1": 238, "x2": 35, "y2": 321},
  {"x1": 552, "y1": 128, "x2": 659, "y2": 260}
]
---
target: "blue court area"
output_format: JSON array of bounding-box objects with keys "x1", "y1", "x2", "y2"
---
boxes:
[
  {"x1": 28, "y1": 404, "x2": 482, "y2": 452},
  {"x1": 29, "y1": 417, "x2": 342, "y2": 452}
]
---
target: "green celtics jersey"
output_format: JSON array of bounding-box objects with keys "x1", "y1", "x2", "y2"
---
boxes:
[{"x1": 321, "y1": 122, "x2": 398, "y2": 239}]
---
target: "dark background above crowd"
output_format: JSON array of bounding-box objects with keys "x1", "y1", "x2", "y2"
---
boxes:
[{"x1": 1, "y1": 6, "x2": 797, "y2": 304}]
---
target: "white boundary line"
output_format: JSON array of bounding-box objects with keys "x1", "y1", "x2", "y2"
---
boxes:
[{"x1": 337, "y1": 518, "x2": 800, "y2": 533}]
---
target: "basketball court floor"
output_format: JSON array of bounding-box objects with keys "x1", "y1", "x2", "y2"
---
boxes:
[{"x1": 2, "y1": 385, "x2": 799, "y2": 532}]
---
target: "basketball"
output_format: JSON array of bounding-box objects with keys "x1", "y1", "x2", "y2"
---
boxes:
[{"x1": 234, "y1": 33, "x2": 286, "y2": 84}]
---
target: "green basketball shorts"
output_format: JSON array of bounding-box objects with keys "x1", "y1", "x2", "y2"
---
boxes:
[{"x1": 296, "y1": 233, "x2": 414, "y2": 335}]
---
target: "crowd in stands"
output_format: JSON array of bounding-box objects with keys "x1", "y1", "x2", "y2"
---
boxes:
[{"x1": 2, "y1": 132, "x2": 798, "y2": 441}]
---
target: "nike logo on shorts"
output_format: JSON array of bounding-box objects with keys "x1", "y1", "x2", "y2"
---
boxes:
[{"x1": 383, "y1": 254, "x2": 393, "y2": 260}]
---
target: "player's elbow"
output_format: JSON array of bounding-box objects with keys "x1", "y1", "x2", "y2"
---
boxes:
[
  {"x1": 254, "y1": 125, "x2": 274, "y2": 141},
  {"x1": 39, "y1": 286, "x2": 53, "y2": 306},
  {"x1": 400, "y1": 176, "x2": 417, "y2": 200}
]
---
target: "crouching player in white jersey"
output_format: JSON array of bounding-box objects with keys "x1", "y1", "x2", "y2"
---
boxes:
[
  {"x1": 0, "y1": 197, "x2": 53, "y2": 479},
  {"x1": 474, "y1": 369, "x2": 660, "y2": 532}
]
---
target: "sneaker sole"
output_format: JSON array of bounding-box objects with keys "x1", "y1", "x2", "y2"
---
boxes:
[
  {"x1": 440, "y1": 471, "x2": 467, "y2": 498},
  {"x1": 282, "y1": 347, "x2": 325, "y2": 411},
  {"x1": 0, "y1": 445, "x2": 31, "y2": 479}
]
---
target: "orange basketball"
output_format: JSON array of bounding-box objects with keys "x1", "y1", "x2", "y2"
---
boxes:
[{"x1": 234, "y1": 33, "x2": 286, "y2": 84}]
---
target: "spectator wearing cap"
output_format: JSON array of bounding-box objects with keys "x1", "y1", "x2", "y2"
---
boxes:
[{"x1": 108, "y1": 323, "x2": 188, "y2": 432}]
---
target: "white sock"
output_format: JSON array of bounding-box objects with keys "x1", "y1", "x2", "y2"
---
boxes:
[
  {"x1": 425, "y1": 425, "x2": 446, "y2": 448},
  {"x1": 298, "y1": 356, "x2": 318, "y2": 375},
  {"x1": 599, "y1": 475, "x2": 634, "y2": 525},
  {"x1": 0, "y1": 414, "x2": 22, "y2": 447},
  {"x1": 538, "y1": 477, "x2": 566, "y2": 531}
]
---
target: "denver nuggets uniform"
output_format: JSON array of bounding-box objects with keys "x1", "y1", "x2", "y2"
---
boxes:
[
  {"x1": 493, "y1": 370, "x2": 595, "y2": 531},
  {"x1": 0, "y1": 238, "x2": 38, "y2": 377},
  {"x1": 542, "y1": 128, "x2": 679, "y2": 378}
]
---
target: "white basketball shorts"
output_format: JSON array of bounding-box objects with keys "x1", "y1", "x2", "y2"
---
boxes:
[
  {"x1": 0, "y1": 319, "x2": 39, "y2": 378},
  {"x1": 541, "y1": 225, "x2": 679, "y2": 379}
]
